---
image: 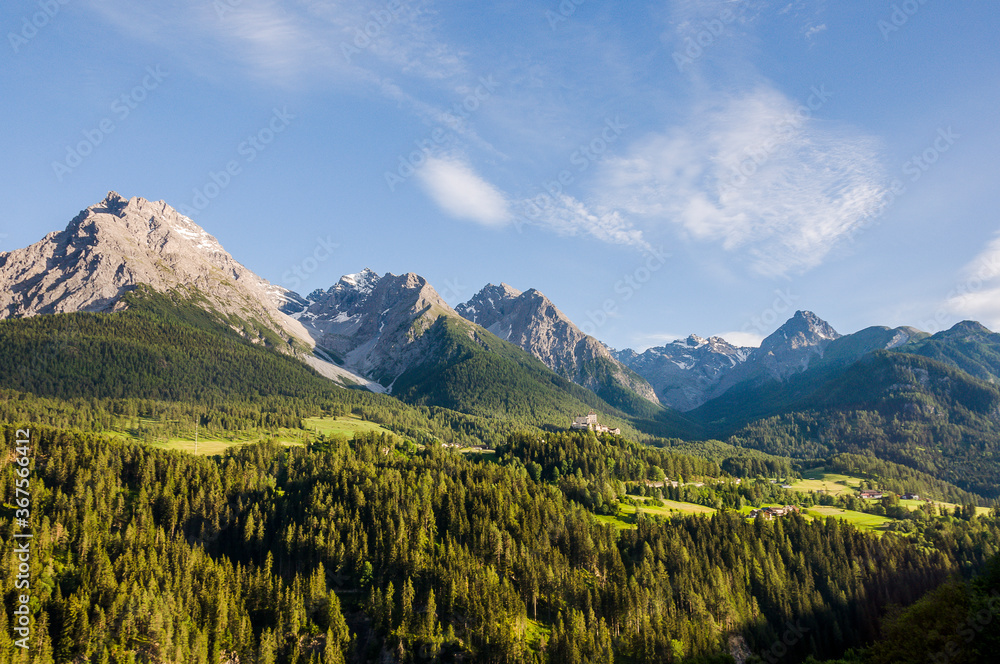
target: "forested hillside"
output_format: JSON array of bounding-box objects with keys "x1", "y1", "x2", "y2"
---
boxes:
[{"x1": 4, "y1": 425, "x2": 999, "y2": 664}]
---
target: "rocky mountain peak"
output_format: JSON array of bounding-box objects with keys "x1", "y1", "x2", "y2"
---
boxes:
[
  {"x1": 334, "y1": 268, "x2": 381, "y2": 295},
  {"x1": 761, "y1": 310, "x2": 840, "y2": 352},
  {"x1": 100, "y1": 190, "x2": 129, "y2": 216},
  {"x1": 0, "y1": 191, "x2": 318, "y2": 352},
  {"x1": 616, "y1": 333, "x2": 753, "y2": 411},
  {"x1": 455, "y1": 282, "x2": 523, "y2": 327},
  {"x1": 680, "y1": 334, "x2": 708, "y2": 348},
  {"x1": 290, "y1": 269, "x2": 459, "y2": 388}
]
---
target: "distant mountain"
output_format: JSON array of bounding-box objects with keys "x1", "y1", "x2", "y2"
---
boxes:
[
  {"x1": 748, "y1": 310, "x2": 841, "y2": 378},
  {"x1": 689, "y1": 316, "x2": 932, "y2": 427},
  {"x1": 617, "y1": 311, "x2": 839, "y2": 412},
  {"x1": 615, "y1": 334, "x2": 752, "y2": 411},
  {"x1": 288, "y1": 273, "x2": 667, "y2": 427},
  {"x1": 456, "y1": 283, "x2": 661, "y2": 415}
]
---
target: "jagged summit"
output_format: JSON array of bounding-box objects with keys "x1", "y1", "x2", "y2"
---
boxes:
[
  {"x1": 677, "y1": 334, "x2": 708, "y2": 348},
  {"x1": 456, "y1": 283, "x2": 660, "y2": 407}
]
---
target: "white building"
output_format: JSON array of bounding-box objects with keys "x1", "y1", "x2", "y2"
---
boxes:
[{"x1": 570, "y1": 412, "x2": 620, "y2": 435}]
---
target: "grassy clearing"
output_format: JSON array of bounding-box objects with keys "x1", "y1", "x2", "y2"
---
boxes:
[
  {"x1": 900, "y1": 498, "x2": 992, "y2": 517},
  {"x1": 594, "y1": 513, "x2": 636, "y2": 531},
  {"x1": 805, "y1": 506, "x2": 893, "y2": 532},
  {"x1": 155, "y1": 438, "x2": 252, "y2": 456},
  {"x1": 791, "y1": 468, "x2": 863, "y2": 497},
  {"x1": 599, "y1": 498, "x2": 717, "y2": 530},
  {"x1": 303, "y1": 415, "x2": 396, "y2": 438},
  {"x1": 154, "y1": 431, "x2": 308, "y2": 456},
  {"x1": 653, "y1": 499, "x2": 717, "y2": 515}
]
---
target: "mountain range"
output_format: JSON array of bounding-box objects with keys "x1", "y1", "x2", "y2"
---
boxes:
[{"x1": 6, "y1": 192, "x2": 1000, "y2": 496}]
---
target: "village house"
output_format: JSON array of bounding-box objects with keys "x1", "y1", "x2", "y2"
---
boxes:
[
  {"x1": 749, "y1": 505, "x2": 800, "y2": 520},
  {"x1": 901, "y1": 493, "x2": 920, "y2": 500},
  {"x1": 859, "y1": 490, "x2": 885, "y2": 500},
  {"x1": 570, "y1": 412, "x2": 621, "y2": 435}
]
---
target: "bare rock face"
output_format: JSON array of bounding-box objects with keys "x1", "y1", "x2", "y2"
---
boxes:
[
  {"x1": 293, "y1": 269, "x2": 465, "y2": 388},
  {"x1": 457, "y1": 283, "x2": 661, "y2": 405},
  {"x1": 0, "y1": 191, "x2": 311, "y2": 347}
]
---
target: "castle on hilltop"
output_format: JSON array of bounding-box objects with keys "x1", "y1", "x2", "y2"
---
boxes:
[{"x1": 570, "y1": 412, "x2": 621, "y2": 435}]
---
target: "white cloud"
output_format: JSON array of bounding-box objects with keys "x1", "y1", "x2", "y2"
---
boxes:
[
  {"x1": 417, "y1": 156, "x2": 510, "y2": 226},
  {"x1": 595, "y1": 86, "x2": 888, "y2": 276},
  {"x1": 942, "y1": 233, "x2": 1000, "y2": 329}
]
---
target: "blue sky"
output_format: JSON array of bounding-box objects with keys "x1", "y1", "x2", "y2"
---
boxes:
[{"x1": 2, "y1": 0, "x2": 999, "y2": 350}]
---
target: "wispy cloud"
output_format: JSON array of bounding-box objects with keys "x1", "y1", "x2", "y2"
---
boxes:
[
  {"x1": 83, "y1": 0, "x2": 472, "y2": 119},
  {"x1": 417, "y1": 156, "x2": 510, "y2": 226},
  {"x1": 594, "y1": 86, "x2": 887, "y2": 275},
  {"x1": 517, "y1": 193, "x2": 650, "y2": 251}
]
